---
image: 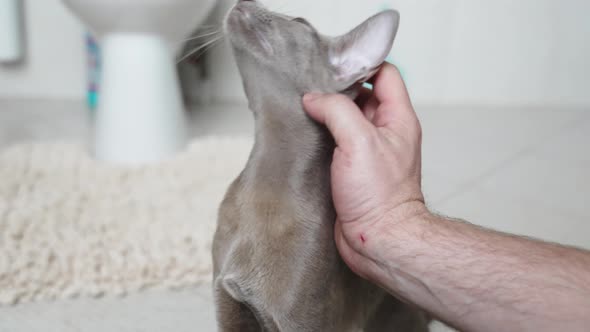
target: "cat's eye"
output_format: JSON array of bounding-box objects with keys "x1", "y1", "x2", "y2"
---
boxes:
[{"x1": 292, "y1": 17, "x2": 311, "y2": 26}]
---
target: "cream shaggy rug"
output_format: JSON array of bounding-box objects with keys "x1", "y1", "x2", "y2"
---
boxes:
[{"x1": 0, "y1": 137, "x2": 253, "y2": 305}]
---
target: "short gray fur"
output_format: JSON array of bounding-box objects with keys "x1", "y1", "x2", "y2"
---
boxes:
[{"x1": 213, "y1": 1, "x2": 430, "y2": 331}]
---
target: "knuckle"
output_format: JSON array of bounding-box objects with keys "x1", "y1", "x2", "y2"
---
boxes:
[
  {"x1": 351, "y1": 129, "x2": 377, "y2": 151},
  {"x1": 384, "y1": 62, "x2": 402, "y2": 76},
  {"x1": 414, "y1": 120, "x2": 423, "y2": 140},
  {"x1": 329, "y1": 94, "x2": 353, "y2": 107}
]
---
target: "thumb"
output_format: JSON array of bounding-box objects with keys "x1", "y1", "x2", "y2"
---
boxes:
[{"x1": 303, "y1": 93, "x2": 374, "y2": 150}]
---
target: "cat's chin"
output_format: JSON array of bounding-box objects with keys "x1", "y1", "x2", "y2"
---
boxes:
[
  {"x1": 224, "y1": 8, "x2": 242, "y2": 35},
  {"x1": 225, "y1": 5, "x2": 273, "y2": 56},
  {"x1": 226, "y1": 1, "x2": 258, "y2": 32}
]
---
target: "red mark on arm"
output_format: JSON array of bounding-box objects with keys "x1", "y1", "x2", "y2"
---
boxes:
[{"x1": 360, "y1": 234, "x2": 366, "y2": 244}]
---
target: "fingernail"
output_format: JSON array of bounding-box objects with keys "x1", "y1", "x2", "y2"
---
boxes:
[{"x1": 303, "y1": 93, "x2": 322, "y2": 103}]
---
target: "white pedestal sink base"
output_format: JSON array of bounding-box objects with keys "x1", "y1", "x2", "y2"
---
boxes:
[{"x1": 94, "y1": 34, "x2": 187, "y2": 165}]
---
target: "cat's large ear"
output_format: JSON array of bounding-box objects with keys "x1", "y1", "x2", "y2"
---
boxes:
[{"x1": 329, "y1": 10, "x2": 400, "y2": 89}]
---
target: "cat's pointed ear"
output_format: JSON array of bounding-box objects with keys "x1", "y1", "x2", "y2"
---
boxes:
[{"x1": 329, "y1": 10, "x2": 400, "y2": 88}]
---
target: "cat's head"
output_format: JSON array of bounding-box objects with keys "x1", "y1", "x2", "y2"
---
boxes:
[{"x1": 225, "y1": 0, "x2": 400, "y2": 95}]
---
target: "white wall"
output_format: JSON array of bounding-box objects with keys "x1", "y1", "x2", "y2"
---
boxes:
[
  {"x1": 0, "y1": 0, "x2": 86, "y2": 100},
  {"x1": 1, "y1": 0, "x2": 589, "y2": 107},
  {"x1": 210, "y1": 0, "x2": 590, "y2": 107},
  {"x1": 441, "y1": 0, "x2": 590, "y2": 106}
]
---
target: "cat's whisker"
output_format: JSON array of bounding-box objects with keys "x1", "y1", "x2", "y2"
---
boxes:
[
  {"x1": 190, "y1": 38, "x2": 223, "y2": 61},
  {"x1": 177, "y1": 35, "x2": 224, "y2": 64},
  {"x1": 195, "y1": 24, "x2": 221, "y2": 30},
  {"x1": 195, "y1": 20, "x2": 225, "y2": 32},
  {"x1": 183, "y1": 26, "x2": 223, "y2": 38},
  {"x1": 181, "y1": 30, "x2": 223, "y2": 44},
  {"x1": 176, "y1": 20, "x2": 226, "y2": 43}
]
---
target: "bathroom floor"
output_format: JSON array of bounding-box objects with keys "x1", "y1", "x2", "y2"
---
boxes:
[{"x1": 0, "y1": 99, "x2": 589, "y2": 332}]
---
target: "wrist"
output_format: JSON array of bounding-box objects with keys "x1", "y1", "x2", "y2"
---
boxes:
[
  {"x1": 361, "y1": 201, "x2": 434, "y2": 289},
  {"x1": 366, "y1": 200, "x2": 431, "y2": 259},
  {"x1": 385, "y1": 200, "x2": 431, "y2": 231}
]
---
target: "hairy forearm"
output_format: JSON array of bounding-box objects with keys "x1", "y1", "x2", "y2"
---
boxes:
[{"x1": 367, "y1": 211, "x2": 590, "y2": 332}]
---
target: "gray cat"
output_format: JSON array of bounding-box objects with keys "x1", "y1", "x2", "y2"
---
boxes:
[{"x1": 213, "y1": 0, "x2": 430, "y2": 331}]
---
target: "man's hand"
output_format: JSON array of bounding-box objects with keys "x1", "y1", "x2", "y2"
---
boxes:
[
  {"x1": 303, "y1": 63, "x2": 426, "y2": 280},
  {"x1": 304, "y1": 65, "x2": 590, "y2": 332}
]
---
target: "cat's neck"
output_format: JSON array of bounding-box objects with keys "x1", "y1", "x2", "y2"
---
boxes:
[{"x1": 243, "y1": 84, "x2": 334, "y2": 196}]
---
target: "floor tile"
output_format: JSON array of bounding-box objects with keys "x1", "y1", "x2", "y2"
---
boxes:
[
  {"x1": 418, "y1": 106, "x2": 587, "y2": 201},
  {"x1": 0, "y1": 100, "x2": 254, "y2": 150},
  {"x1": 0, "y1": 99, "x2": 90, "y2": 148},
  {"x1": 430, "y1": 321, "x2": 458, "y2": 332},
  {"x1": 195, "y1": 283, "x2": 214, "y2": 301},
  {"x1": 477, "y1": 152, "x2": 589, "y2": 220},
  {"x1": 532, "y1": 117, "x2": 590, "y2": 165},
  {"x1": 0, "y1": 288, "x2": 217, "y2": 332},
  {"x1": 421, "y1": 170, "x2": 464, "y2": 205},
  {"x1": 434, "y1": 185, "x2": 590, "y2": 249}
]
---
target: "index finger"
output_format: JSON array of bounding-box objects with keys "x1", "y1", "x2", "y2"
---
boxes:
[
  {"x1": 369, "y1": 63, "x2": 420, "y2": 129},
  {"x1": 372, "y1": 62, "x2": 413, "y2": 109}
]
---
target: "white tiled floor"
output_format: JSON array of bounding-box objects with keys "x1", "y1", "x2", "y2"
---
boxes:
[{"x1": 0, "y1": 99, "x2": 588, "y2": 331}]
